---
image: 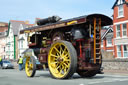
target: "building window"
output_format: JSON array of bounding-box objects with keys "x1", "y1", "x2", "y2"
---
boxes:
[
  {"x1": 107, "y1": 39, "x2": 112, "y2": 46},
  {"x1": 117, "y1": 0, "x2": 123, "y2": 5},
  {"x1": 117, "y1": 45, "x2": 121, "y2": 58},
  {"x1": 118, "y1": 5, "x2": 124, "y2": 17},
  {"x1": 122, "y1": 24, "x2": 127, "y2": 37},
  {"x1": 116, "y1": 25, "x2": 120, "y2": 37},
  {"x1": 101, "y1": 41, "x2": 103, "y2": 47},
  {"x1": 4, "y1": 47, "x2": 5, "y2": 52},
  {"x1": 21, "y1": 41, "x2": 23, "y2": 48},
  {"x1": 123, "y1": 45, "x2": 128, "y2": 58},
  {"x1": 8, "y1": 46, "x2": 10, "y2": 50}
]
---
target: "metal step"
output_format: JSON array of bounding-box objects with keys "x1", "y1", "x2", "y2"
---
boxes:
[
  {"x1": 91, "y1": 58, "x2": 101, "y2": 60},
  {"x1": 96, "y1": 38, "x2": 100, "y2": 40},
  {"x1": 96, "y1": 53, "x2": 101, "y2": 55},
  {"x1": 96, "y1": 43, "x2": 100, "y2": 45},
  {"x1": 96, "y1": 33, "x2": 100, "y2": 35},
  {"x1": 96, "y1": 48, "x2": 100, "y2": 50}
]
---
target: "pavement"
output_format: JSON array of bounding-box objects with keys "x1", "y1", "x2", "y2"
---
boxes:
[{"x1": 103, "y1": 69, "x2": 128, "y2": 76}]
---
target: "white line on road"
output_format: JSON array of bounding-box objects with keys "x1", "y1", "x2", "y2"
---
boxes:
[
  {"x1": 79, "y1": 83, "x2": 84, "y2": 85},
  {"x1": 88, "y1": 78, "x2": 128, "y2": 85}
]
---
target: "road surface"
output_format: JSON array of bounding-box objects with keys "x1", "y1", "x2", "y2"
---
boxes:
[{"x1": 0, "y1": 69, "x2": 128, "y2": 85}]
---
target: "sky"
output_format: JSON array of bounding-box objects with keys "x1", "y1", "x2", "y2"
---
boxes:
[{"x1": 0, "y1": 0, "x2": 115, "y2": 23}]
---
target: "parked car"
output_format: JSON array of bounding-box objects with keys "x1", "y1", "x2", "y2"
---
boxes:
[{"x1": 2, "y1": 60, "x2": 14, "y2": 69}]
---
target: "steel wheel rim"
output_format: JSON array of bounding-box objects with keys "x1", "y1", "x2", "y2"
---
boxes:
[
  {"x1": 25, "y1": 57, "x2": 34, "y2": 77},
  {"x1": 48, "y1": 42, "x2": 71, "y2": 78}
]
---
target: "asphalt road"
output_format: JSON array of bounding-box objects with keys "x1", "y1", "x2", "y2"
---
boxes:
[{"x1": 0, "y1": 69, "x2": 128, "y2": 85}]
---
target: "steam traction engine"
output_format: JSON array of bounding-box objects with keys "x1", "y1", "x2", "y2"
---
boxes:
[{"x1": 20, "y1": 14, "x2": 112, "y2": 79}]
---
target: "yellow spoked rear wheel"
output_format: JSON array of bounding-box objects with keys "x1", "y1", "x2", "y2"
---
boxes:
[
  {"x1": 25, "y1": 56, "x2": 36, "y2": 77},
  {"x1": 48, "y1": 40, "x2": 77, "y2": 79}
]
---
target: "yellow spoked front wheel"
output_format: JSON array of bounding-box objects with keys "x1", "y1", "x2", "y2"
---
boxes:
[
  {"x1": 48, "y1": 40, "x2": 77, "y2": 79},
  {"x1": 25, "y1": 56, "x2": 36, "y2": 77}
]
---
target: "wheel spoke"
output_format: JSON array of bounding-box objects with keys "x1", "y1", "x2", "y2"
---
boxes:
[
  {"x1": 61, "y1": 64, "x2": 64, "y2": 70},
  {"x1": 57, "y1": 64, "x2": 61, "y2": 69},
  {"x1": 50, "y1": 62, "x2": 58, "y2": 68},
  {"x1": 57, "y1": 53, "x2": 60, "y2": 56},
  {"x1": 64, "y1": 59, "x2": 70, "y2": 62},
  {"x1": 59, "y1": 69, "x2": 63, "y2": 74},
  {"x1": 50, "y1": 62, "x2": 57, "y2": 65},
  {"x1": 59, "y1": 44, "x2": 63, "y2": 55},
  {"x1": 60, "y1": 64, "x2": 67, "y2": 74},
  {"x1": 27, "y1": 66, "x2": 29, "y2": 68},
  {"x1": 27, "y1": 68, "x2": 29, "y2": 71},
  {"x1": 62, "y1": 47, "x2": 66, "y2": 56},
  {"x1": 55, "y1": 65, "x2": 61, "y2": 74},
  {"x1": 29, "y1": 68, "x2": 32, "y2": 70},
  {"x1": 54, "y1": 47, "x2": 60, "y2": 54},
  {"x1": 51, "y1": 54, "x2": 59, "y2": 58},
  {"x1": 62, "y1": 64, "x2": 66, "y2": 72},
  {"x1": 29, "y1": 64, "x2": 33, "y2": 69},
  {"x1": 63, "y1": 53, "x2": 70, "y2": 62},
  {"x1": 29, "y1": 61, "x2": 31, "y2": 64},
  {"x1": 28, "y1": 70, "x2": 32, "y2": 74},
  {"x1": 63, "y1": 63, "x2": 69, "y2": 68},
  {"x1": 55, "y1": 68, "x2": 59, "y2": 74},
  {"x1": 63, "y1": 52, "x2": 68, "y2": 58},
  {"x1": 50, "y1": 62, "x2": 58, "y2": 64},
  {"x1": 64, "y1": 67, "x2": 67, "y2": 73}
]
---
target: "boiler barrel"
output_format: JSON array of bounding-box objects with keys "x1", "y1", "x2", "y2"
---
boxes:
[{"x1": 37, "y1": 16, "x2": 61, "y2": 26}]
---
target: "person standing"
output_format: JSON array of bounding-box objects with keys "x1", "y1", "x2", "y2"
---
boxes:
[
  {"x1": 0, "y1": 57, "x2": 3, "y2": 68},
  {"x1": 17, "y1": 56, "x2": 23, "y2": 71}
]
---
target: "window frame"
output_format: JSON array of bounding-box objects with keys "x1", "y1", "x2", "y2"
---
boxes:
[
  {"x1": 122, "y1": 45, "x2": 128, "y2": 58},
  {"x1": 20, "y1": 40, "x2": 23, "y2": 49},
  {"x1": 117, "y1": 0, "x2": 123, "y2": 5},
  {"x1": 117, "y1": 45, "x2": 122, "y2": 58},
  {"x1": 118, "y1": 4, "x2": 124, "y2": 18},
  {"x1": 101, "y1": 41, "x2": 103, "y2": 47},
  {"x1": 122, "y1": 23, "x2": 127, "y2": 37},
  {"x1": 116, "y1": 25, "x2": 121, "y2": 38},
  {"x1": 107, "y1": 38, "x2": 112, "y2": 47}
]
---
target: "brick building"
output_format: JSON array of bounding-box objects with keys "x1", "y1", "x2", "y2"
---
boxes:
[
  {"x1": 112, "y1": 0, "x2": 128, "y2": 58},
  {"x1": 0, "y1": 22, "x2": 8, "y2": 59}
]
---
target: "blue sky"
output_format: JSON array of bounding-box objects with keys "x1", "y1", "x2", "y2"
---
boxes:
[{"x1": 0, "y1": 0, "x2": 115, "y2": 23}]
